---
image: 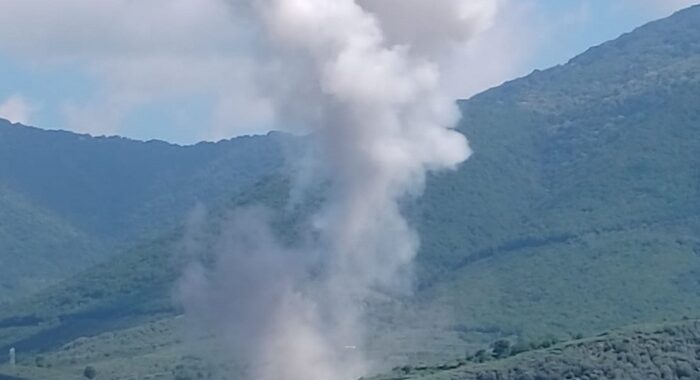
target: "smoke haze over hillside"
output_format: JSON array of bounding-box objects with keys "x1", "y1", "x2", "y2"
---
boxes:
[{"x1": 176, "y1": 1, "x2": 491, "y2": 379}]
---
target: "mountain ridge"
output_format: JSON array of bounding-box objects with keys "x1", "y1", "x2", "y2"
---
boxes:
[
  {"x1": 1, "y1": 4, "x2": 700, "y2": 378},
  {"x1": 0, "y1": 117, "x2": 289, "y2": 302}
]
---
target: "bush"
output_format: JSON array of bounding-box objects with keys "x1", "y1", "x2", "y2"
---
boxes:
[
  {"x1": 492, "y1": 340, "x2": 512, "y2": 358},
  {"x1": 510, "y1": 341, "x2": 531, "y2": 356},
  {"x1": 83, "y1": 366, "x2": 97, "y2": 379},
  {"x1": 474, "y1": 349, "x2": 492, "y2": 363}
]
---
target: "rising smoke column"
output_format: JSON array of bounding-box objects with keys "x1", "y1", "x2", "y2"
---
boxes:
[{"x1": 180, "y1": 1, "x2": 497, "y2": 379}]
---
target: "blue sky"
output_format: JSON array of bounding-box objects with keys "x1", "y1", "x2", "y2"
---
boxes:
[
  {"x1": 0, "y1": 0, "x2": 697, "y2": 144},
  {"x1": 531, "y1": 0, "x2": 691, "y2": 70}
]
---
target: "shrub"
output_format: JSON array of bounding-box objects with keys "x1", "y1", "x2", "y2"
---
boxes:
[
  {"x1": 492, "y1": 340, "x2": 512, "y2": 358},
  {"x1": 83, "y1": 366, "x2": 97, "y2": 379},
  {"x1": 511, "y1": 341, "x2": 531, "y2": 356},
  {"x1": 474, "y1": 349, "x2": 492, "y2": 363}
]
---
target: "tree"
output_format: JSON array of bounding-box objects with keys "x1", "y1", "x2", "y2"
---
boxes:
[{"x1": 83, "y1": 366, "x2": 97, "y2": 379}]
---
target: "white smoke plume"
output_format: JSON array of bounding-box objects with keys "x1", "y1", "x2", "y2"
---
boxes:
[
  {"x1": 179, "y1": 1, "x2": 496, "y2": 379},
  {"x1": 357, "y1": 0, "x2": 499, "y2": 55}
]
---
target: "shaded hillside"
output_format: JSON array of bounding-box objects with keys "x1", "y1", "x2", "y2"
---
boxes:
[
  {"x1": 0, "y1": 121, "x2": 287, "y2": 240},
  {"x1": 0, "y1": 177, "x2": 294, "y2": 355},
  {"x1": 0, "y1": 185, "x2": 105, "y2": 299},
  {"x1": 0, "y1": 120, "x2": 288, "y2": 301}
]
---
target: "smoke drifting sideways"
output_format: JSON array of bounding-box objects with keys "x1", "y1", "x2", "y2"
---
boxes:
[{"x1": 178, "y1": 1, "x2": 497, "y2": 379}]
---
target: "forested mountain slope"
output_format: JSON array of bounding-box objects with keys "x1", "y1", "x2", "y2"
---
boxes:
[
  {"x1": 0, "y1": 119, "x2": 287, "y2": 301},
  {"x1": 1, "y1": 3, "x2": 700, "y2": 371},
  {"x1": 411, "y1": 3, "x2": 700, "y2": 342}
]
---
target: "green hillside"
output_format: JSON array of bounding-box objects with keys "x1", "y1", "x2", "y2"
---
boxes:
[
  {"x1": 0, "y1": 120, "x2": 289, "y2": 302},
  {"x1": 0, "y1": 177, "x2": 293, "y2": 355},
  {"x1": 2, "y1": 316, "x2": 699, "y2": 380},
  {"x1": 411, "y1": 3, "x2": 700, "y2": 342},
  {"x1": 0, "y1": 122, "x2": 287, "y2": 240},
  {"x1": 1, "y1": 4, "x2": 700, "y2": 377},
  {"x1": 0, "y1": 185, "x2": 107, "y2": 301},
  {"x1": 372, "y1": 319, "x2": 700, "y2": 380}
]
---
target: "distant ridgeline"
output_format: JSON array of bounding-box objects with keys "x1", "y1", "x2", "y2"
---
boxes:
[
  {"x1": 0, "y1": 119, "x2": 288, "y2": 302},
  {"x1": 0, "y1": 3, "x2": 699, "y2": 373}
]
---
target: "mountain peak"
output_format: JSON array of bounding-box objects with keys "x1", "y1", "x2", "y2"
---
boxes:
[{"x1": 467, "y1": 3, "x2": 700, "y2": 116}]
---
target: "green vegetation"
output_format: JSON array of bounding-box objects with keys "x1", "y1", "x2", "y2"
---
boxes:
[
  {"x1": 407, "y1": 2, "x2": 700, "y2": 344},
  {"x1": 0, "y1": 184, "x2": 108, "y2": 302},
  {"x1": 0, "y1": 176, "x2": 297, "y2": 355},
  {"x1": 1, "y1": 4, "x2": 700, "y2": 380},
  {"x1": 372, "y1": 319, "x2": 700, "y2": 380},
  {"x1": 82, "y1": 366, "x2": 96, "y2": 379},
  {"x1": 0, "y1": 120, "x2": 290, "y2": 302}
]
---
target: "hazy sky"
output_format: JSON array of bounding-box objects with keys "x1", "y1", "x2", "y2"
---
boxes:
[{"x1": 0, "y1": 0, "x2": 697, "y2": 144}]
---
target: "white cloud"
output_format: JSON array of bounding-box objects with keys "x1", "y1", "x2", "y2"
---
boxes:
[
  {"x1": 0, "y1": 0, "x2": 274, "y2": 141},
  {"x1": 440, "y1": 1, "x2": 541, "y2": 99},
  {"x1": 358, "y1": 0, "x2": 500, "y2": 55},
  {"x1": 0, "y1": 0, "x2": 696, "y2": 142},
  {"x1": 352, "y1": 0, "x2": 533, "y2": 100},
  {"x1": 0, "y1": 95, "x2": 33, "y2": 124},
  {"x1": 0, "y1": 0, "x2": 542, "y2": 141}
]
